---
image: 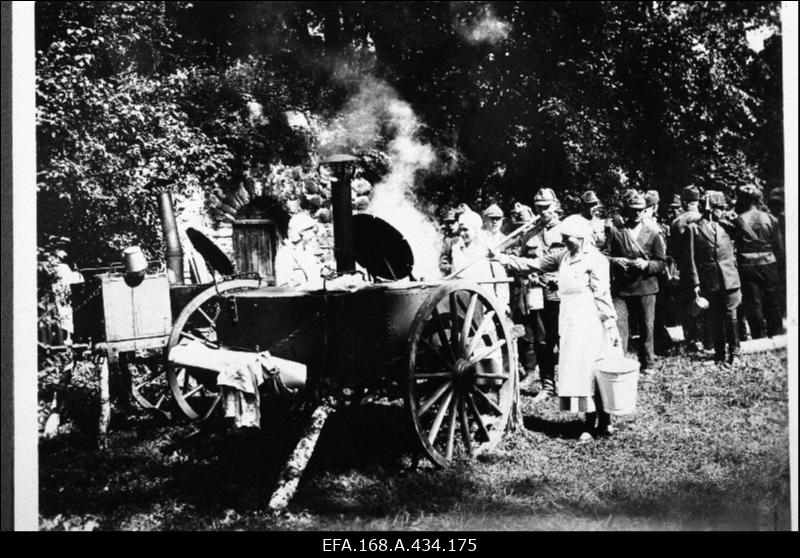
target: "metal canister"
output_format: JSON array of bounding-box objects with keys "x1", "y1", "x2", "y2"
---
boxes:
[
  {"x1": 526, "y1": 286, "x2": 544, "y2": 310},
  {"x1": 123, "y1": 246, "x2": 147, "y2": 274},
  {"x1": 689, "y1": 296, "x2": 709, "y2": 317}
]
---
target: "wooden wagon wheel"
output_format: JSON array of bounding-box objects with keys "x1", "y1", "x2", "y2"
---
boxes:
[
  {"x1": 166, "y1": 279, "x2": 261, "y2": 421},
  {"x1": 406, "y1": 281, "x2": 515, "y2": 467},
  {"x1": 128, "y1": 358, "x2": 172, "y2": 419}
]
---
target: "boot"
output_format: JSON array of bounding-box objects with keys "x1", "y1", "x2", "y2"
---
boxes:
[
  {"x1": 727, "y1": 346, "x2": 741, "y2": 366},
  {"x1": 725, "y1": 315, "x2": 741, "y2": 366},
  {"x1": 596, "y1": 411, "x2": 615, "y2": 436},
  {"x1": 532, "y1": 378, "x2": 555, "y2": 404},
  {"x1": 579, "y1": 413, "x2": 596, "y2": 442}
]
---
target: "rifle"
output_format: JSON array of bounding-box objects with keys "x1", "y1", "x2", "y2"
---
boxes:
[{"x1": 444, "y1": 218, "x2": 544, "y2": 280}]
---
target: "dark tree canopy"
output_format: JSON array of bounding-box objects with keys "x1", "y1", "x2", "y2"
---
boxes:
[{"x1": 36, "y1": 1, "x2": 783, "y2": 268}]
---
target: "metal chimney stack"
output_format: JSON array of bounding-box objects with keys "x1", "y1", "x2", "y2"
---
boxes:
[
  {"x1": 157, "y1": 191, "x2": 185, "y2": 284},
  {"x1": 320, "y1": 154, "x2": 359, "y2": 273}
]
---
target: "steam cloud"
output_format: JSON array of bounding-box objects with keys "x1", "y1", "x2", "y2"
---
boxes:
[
  {"x1": 322, "y1": 77, "x2": 443, "y2": 280},
  {"x1": 457, "y1": 6, "x2": 510, "y2": 45}
]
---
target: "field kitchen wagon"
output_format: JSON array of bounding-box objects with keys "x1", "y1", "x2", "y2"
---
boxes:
[{"x1": 71, "y1": 155, "x2": 519, "y2": 507}]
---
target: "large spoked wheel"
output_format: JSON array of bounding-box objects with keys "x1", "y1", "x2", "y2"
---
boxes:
[
  {"x1": 166, "y1": 279, "x2": 261, "y2": 421},
  {"x1": 127, "y1": 358, "x2": 172, "y2": 419},
  {"x1": 406, "y1": 281, "x2": 516, "y2": 467}
]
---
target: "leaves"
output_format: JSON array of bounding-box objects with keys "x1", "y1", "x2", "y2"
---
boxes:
[{"x1": 35, "y1": 1, "x2": 782, "y2": 274}]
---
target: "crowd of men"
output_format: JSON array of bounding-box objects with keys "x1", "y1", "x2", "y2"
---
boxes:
[{"x1": 439, "y1": 184, "x2": 786, "y2": 399}]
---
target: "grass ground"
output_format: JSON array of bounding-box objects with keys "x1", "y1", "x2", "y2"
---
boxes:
[{"x1": 39, "y1": 348, "x2": 791, "y2": 531}]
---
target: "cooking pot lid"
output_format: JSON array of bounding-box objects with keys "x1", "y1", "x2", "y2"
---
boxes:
[
  {"x1": 353, "y1": 214, "x2": 414, "y2": 280},
  {"x1": 186, "y1": 227, "x2": 235, "y2": 276}
]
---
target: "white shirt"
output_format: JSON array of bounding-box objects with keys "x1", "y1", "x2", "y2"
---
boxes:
[{"x1": 274, "y1": 241, "x2": 324, "y2": 289}]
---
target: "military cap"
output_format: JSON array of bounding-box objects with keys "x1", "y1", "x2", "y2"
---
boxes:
[
  {"x1": 510, "y1": 202, "x2": 534, "y2": 223},
  {"x1": 581, "y1": 190, "x2": 601, "y2": 206},
  {"x1": 482, "y1": 203, "x2": 504, "y2": 218},
  {"x1": 622, "y1": 189, "x2": 647, "y2": 210},
  {"x1": 669, "y1": 194, "x2": 682, "y2": 208},
  {"x1": 533, "y1": 188, "x2": 558, "y2": 206},
  {"x1": 681, "y1": 185, "x2": 701, "y2": 202},
  {"x1": 644, "y1": 190, "x2": 660, "y2": 207},
  {"x1": 703, "y1": 190, "x2": 727, "y2": 209}
]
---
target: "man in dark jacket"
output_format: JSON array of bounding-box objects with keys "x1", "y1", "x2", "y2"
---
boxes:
[
  {"x1": 671, "y1": 185, "x2": 707, "y2": 353},
  {"x1": 687, "y1": 191, "x2": 742, "y2": 365},
  {"x1": 523, "y1": 188, "x2": 563, "y2": 400},
  {"x1": 506, "y1": 202, "x2": 538, "y2": 379},
  {"x1": 580, "y1": 190, "x2": 607, "y2": 249},
  {"x1": 644, "y1": 189, "x2": 674, "y2": 354},
  {"x1": 732, "y1": 185, "x2": 784, "y2": 338},
  {"x1": 605, "y1": 190, "x2": 666, "y2": 374}
]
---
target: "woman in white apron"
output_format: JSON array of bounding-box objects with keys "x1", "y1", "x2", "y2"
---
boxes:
[{"x1": 495, "y1": 215, "x2": 621, "y2": 441}]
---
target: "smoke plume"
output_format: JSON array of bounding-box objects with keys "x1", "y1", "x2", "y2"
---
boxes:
[
  {"x1": 321, "y1": 77, "x2": 443, "y2": 280},
  {"x1": 457, "y1": 6, "x2": 510, "y2": 45}
]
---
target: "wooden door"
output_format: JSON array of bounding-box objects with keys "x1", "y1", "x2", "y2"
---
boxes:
[{"x1": 232, "y1": 219, "x2": 277, "y2": 284}]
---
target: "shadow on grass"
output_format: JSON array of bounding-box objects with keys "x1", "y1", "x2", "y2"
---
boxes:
[
  {"x1": 39, "y1": 401, "x2": 431, "y2": 524},
  {"x1": 522, "y1": 414, "x2": 588, "y2": 440}
]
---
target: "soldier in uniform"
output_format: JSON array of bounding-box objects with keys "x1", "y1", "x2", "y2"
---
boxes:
[
  {"x1": 660, "y1": 193, "x2": 685, "y2": 330},
  {"x1": 481, "y1": 204, "x2": 505, "y2": 246},
  {"x1": 579, "y1": 190, "x2": 607, "y2": 250},
  {"x1": 686, "y1": 191, "x2": 742, "y2": 365},
  {"x1": 767, "y1": 188, "x2": 785, "y2": 234},
  {"x1": 644, "y1": 190, "x2": 674, "y2": 354},
  {"x1": 506, "y1": 202, "x2": 538, "y2": 380},
  {"x1": 667, "y1": 194, "x2": 683, "y2": 224},
  {"x1": 671, "y1": 185, "x2": 707, "y2": 353},
  {"x1": 605, "y1": 190, "x2": 666, "y2": 375},
  {"x1": 438, "y1": 208, "x2": 460, "y2": 275},
  {"x1": 520, "y1": 188, "x2": 563, "y2": 401},
  {"x1": 732, "y1": 185, "x2": 784, "y2": 338},
  {"x1": 643, "y1": 190, "x2": 660, "y2": 224},
  {"x1": 766, "y1": 187, "x2": 786, "y2": 325}
]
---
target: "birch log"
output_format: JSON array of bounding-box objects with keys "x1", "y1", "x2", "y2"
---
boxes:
[
  {"x1": 268, "y1": 404, "x2": 333, "y2": 511},
  {"x1": 98, "y1": 355, "x2": 111, "y2": 449}
]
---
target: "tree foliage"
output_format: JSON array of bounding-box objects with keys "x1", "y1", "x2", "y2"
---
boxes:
[{"x1": 37, "y1": 1, "x2": 783, "y2": 268}]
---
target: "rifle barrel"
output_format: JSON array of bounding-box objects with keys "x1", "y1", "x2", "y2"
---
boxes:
[{"x1": 444, "y1": 219, "x2": 541, "y2": 280}]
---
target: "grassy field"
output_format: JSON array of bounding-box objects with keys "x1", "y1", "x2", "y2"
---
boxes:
[{"x1": 39, "y1": 348, "x2": 791, "y2": 531}]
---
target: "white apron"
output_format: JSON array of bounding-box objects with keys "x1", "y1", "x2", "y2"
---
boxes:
[{"x1": 556, "y1": 253, "x2": 614, "y2": 399}]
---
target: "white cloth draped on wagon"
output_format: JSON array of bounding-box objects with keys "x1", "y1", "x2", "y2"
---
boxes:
[{"x1": 168, "y1": 340, "x2": 307, "y2": 428}]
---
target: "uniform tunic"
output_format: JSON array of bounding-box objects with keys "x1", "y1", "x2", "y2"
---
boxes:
[
  {"x1": 686, "y1": 217, "x2": 742, "y2": 358},
  {"x1": 732, "y1": 207, "x2": 784, "y2": 338}
]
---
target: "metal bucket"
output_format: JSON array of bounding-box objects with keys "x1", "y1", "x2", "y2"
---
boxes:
[
  {"x1": 594, "y1": 356, "x2": 640, "y2": 415},
  {"x1": 526, "y1": 286, "x2": 544, "y2": 310},
  {"x1": 689, "y1": 296, "x2": 709, "y2": 317}
]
